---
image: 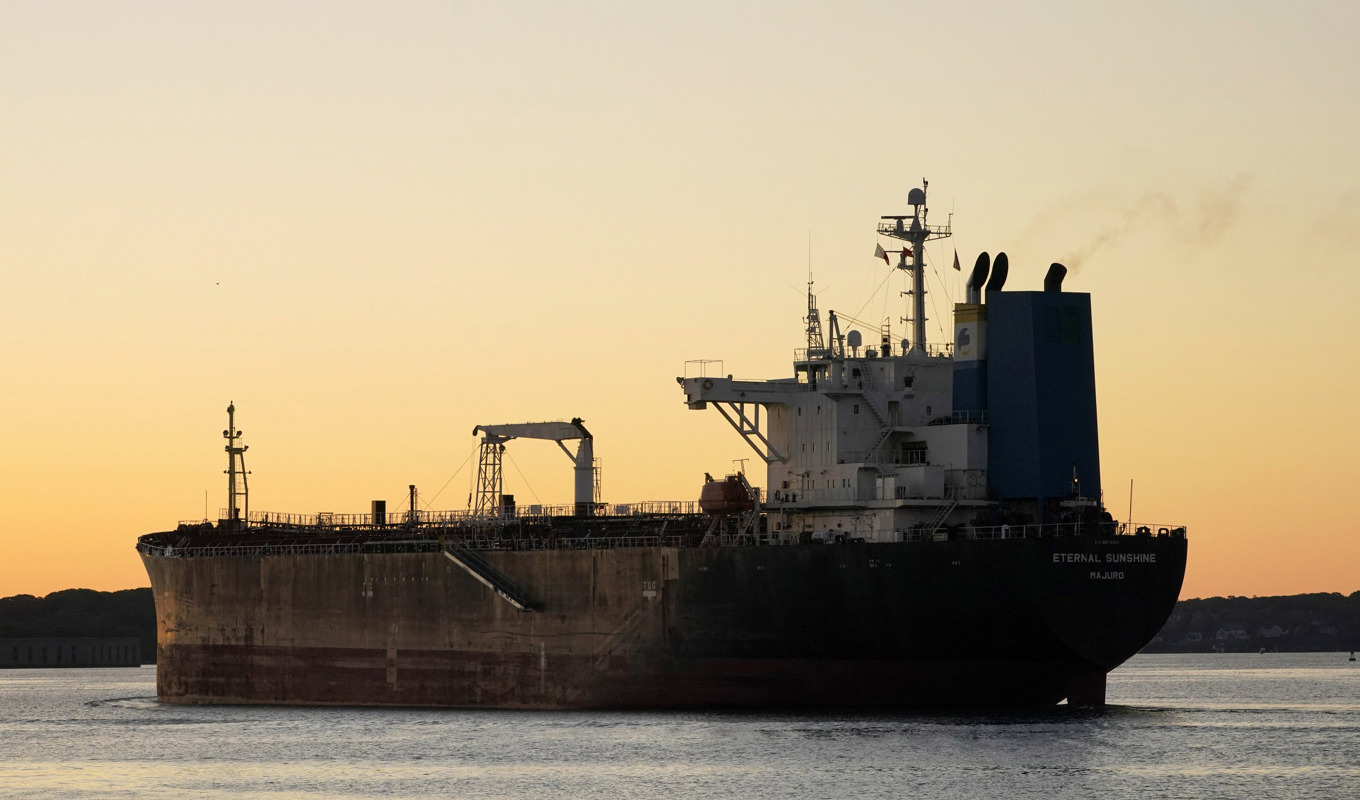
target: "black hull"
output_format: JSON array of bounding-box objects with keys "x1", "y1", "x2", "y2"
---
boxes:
[{"x1": 142, "y1": 535, "x2": 1186, "y2": 709}]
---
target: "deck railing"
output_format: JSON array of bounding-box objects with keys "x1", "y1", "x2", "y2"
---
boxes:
[
  {"x1": 899, "y1": 521, "x2": 1188, "y2": 542},
  {"x1": 929, "y1": 410, "x2": 988, "y2": 425},
  {"x1": 222, "y1": 502, "x2": 704, "y2": 530},
  {"x1": 147, "y1": 517, "x2": 1185, "y2": 559},
  {"x1": 137, "y1": 534, "x2": 699, "y2": 560}
]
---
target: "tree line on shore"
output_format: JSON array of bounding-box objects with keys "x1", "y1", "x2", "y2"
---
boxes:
[
  {"x1": 1143, "y1": 591, "x2": 1360, "y2": 653},
  {"x1": 0, "y1": 588, "x2": 156, "y2": 663}
]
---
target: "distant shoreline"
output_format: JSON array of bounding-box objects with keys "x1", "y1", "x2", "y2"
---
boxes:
[{"x1": 2, "y1": 587, "x2": 1356, "y2": 659}]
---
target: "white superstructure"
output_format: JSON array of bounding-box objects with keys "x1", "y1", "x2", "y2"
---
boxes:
[{"x1": 680, "y1": 183, "x2": 989, "y2": 543}]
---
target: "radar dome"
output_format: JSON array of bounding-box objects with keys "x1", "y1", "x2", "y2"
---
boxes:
[
  {"x1": 847, "y1": 330, "x2": 863, "y2": 348},
  {"x1": 908, "y1": 188, "x2": 926, "y2": 206}
]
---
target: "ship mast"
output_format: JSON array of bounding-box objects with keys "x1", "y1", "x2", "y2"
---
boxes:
[
  {"x1": 877, "y1": 180, "x2": 952, "y2": 354},
  {"x1": 223, "y1": 402, "x2": 249, "y2": 527},
  {"x1": 804, "y1": 277, "x2": 825, "y2": 357}
]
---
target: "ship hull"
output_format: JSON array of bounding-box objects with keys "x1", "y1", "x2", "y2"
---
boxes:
[{"x1": 143, "y1": 535, "x2": 1186, "y2": 709}]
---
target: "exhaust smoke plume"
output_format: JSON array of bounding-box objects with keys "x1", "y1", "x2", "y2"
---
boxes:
[{"x1": 1028, "y1": 175, "x2": 1253, "y2": 273}]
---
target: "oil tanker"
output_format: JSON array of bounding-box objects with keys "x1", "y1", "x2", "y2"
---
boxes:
[{"x1": 138, "y1": 183, "x2": 1187, "y2": 708}]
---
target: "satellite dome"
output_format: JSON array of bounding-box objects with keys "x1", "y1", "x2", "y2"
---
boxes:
[
  {"x1": 847, "y1": 330, "x2": 863, "y2": 348},
  {"x1": 907, "y1": 187, "x2": 926, "y2": 206}
]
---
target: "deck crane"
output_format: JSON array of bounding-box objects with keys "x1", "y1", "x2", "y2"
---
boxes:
[{"x1": 471, "y1": 418, "x2": 596, "y2": 518}]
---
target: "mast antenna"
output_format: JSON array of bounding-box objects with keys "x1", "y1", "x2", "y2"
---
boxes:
[
  {"x1": 877, "y1": 179, "x2": 952, "y2": 354},
  {"x1": 223, "y1": 402, "x2": 250, "y2": 528},
  {"x1": 805, "y1": 275, "x2": 825, "y2": 355},
  {"x1": 803, "y1": 230, "x2": 827, "y2": 355}
]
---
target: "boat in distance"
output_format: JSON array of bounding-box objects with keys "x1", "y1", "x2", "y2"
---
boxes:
[{"x1": 138, "y1": 182, "x2": 1187, "y2": 709}]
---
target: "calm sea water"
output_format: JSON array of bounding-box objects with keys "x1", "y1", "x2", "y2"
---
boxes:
[{"x1": 0, "y1": 654, "x2": 1356, "y2": 799}]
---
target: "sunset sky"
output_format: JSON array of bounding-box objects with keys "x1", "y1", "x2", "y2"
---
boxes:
[{"x1": 2, "y1": 1, "x2": 1357, "y2": 600}]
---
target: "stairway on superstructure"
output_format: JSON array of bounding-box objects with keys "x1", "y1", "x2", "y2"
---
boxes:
[
  {"x1": 924, "y1": 487, "x2": 959, "y2": 541},
  {"x1": 854, "y1": 361, "x2": 896, "y2": 462}
]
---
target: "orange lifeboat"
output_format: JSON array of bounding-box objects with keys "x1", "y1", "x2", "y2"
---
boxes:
[{"x1": 699, "y1": 473, "x2": 755, "y2": 514}]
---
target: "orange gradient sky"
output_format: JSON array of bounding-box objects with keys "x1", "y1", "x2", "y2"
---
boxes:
[{"x1": 2, "y1": 2, "x2": 1357, "y2": 600}]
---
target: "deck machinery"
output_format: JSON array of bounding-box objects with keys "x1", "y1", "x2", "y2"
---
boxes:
[{"x1": 471, "y1": 418, "x2": 598, "y2": 518}]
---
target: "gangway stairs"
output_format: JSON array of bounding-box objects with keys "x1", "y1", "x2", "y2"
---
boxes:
[{"x1": 442, "y1": 540, "x2": 536, "y2": 611}]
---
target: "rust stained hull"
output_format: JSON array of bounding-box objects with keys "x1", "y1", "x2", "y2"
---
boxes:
[
  {"x1": 143, "y1": 537, "x2": 1187, "y2": 709},
  {"x1": 155, "y1": 644, "x2": 1105, "y2": 708}
]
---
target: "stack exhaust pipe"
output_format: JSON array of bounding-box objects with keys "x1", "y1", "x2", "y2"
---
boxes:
[
  {"x1": 985, "y1": 252, "x2": 1009, "y2": 297},
  {"x1": 1045, "y1": 262, "x2": 1067, "y2": 292},
  {"x1": 965, "y1": 252, "x2": 991, "y2": 304}
]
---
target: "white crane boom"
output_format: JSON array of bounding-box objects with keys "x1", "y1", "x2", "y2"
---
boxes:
[{"x1": 470, "y1": 418, "x2": 596, "y2": 517}]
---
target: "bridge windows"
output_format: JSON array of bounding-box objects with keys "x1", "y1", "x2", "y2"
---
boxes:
[{"x1": 893, "y1": 440, "x2": 928, "y2": 465}]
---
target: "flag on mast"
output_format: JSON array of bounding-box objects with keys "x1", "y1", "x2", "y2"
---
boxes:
[
  {"x1": 953, "y1": 249, "x2": 961, "y2": 271},
  {"x1": 874, "y1": 242, "x2": 890, "y2": 265}
]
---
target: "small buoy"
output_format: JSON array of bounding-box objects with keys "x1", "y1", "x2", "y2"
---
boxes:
[{"x1": 1259, "y1": 647, "x2": 1266, "y2": 654}]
